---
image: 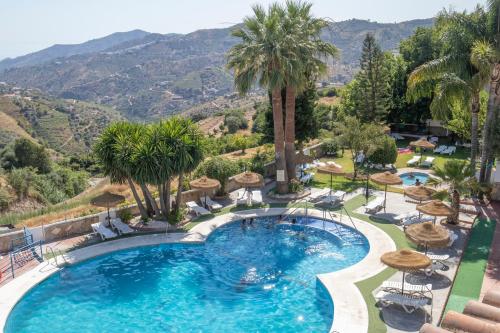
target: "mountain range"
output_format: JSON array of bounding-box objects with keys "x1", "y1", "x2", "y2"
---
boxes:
[{"x1": 0, "y1": 18, "x2": 434, "y2": 122}]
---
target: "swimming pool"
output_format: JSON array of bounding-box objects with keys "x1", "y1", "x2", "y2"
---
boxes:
[
  {"x1": 400, "y1": 172, "x2": 430, "y2": 186},
  {"x1": 5, "y1": 217, "x2": 369, "y2": 333}
]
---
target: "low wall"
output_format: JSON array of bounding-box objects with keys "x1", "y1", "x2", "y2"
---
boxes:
[{"x1": 0, "y1": 144, "x2": 326, "y2": 253}]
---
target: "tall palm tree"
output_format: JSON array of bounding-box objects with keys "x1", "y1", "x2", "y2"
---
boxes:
[
  {"x1": 93, "y1": 122, "x2": 148, "y2": 219},
  {"x1": 479, "y1": 0, "x2": 500, "y2": 182},
  {"x1": 281, "y1": 1, "x2": 338, "y2": 180},
  {"x1": 408, "y1": 8, "x2": 488, "y2": 167},
  {"x1": 429, "y1": 160, "x2": 474, "y2": 225},
  {"x1": 227, "y1": 4, "x2": 289, "y2": 193}
]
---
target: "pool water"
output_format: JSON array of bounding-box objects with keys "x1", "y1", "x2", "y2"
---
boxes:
[
  {"x1": 5, "y1": 217, "x2": 369, "y2": 333},
  {"x1": 400, "y1": 172, "x2": 430, "y2": 186}
]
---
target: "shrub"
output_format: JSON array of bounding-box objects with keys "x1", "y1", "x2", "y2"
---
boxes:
[
  {"x1": 8, "y1": 167, "x2": 38, "y2": 199},
  {"x1": 194, "y1": 158, "x2": 240, "y2": 196},
  {"x1": 369, "y1": 136, "x2": 398, "y2": 165},
  {"x1": 323, "y1": 139, "x2": 339, "y2": 156},
  {"x1": 118, "y1": 208, "x2": 133, "y2": 223},
  {"x1": 288, "y1": 179, "x2": 304, "y2": 193},
  {"x1": 168, "y1": 208, "x2": 186, "y2": 225},
  {"x1": 2, "y1": 138, "x2": 52, "y2": 173},
  {"x1": 0, "y1": 187, "x2": 12, "y2": 211}
]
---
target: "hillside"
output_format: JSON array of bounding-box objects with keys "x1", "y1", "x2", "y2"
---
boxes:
[
  {"x1": 0, "y1": 84, "x2": 122, "y2": 153},
  {"x1": 0, "y1": 18, "x2": 434, "y2": 121},
  {"x1": 0, "y1": 30, "x2": 150, "y2": 71}
]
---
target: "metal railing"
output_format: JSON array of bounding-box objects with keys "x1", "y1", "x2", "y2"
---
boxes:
[{"x1": 45, "y1": 246, "x2": 68, "y2": 268}]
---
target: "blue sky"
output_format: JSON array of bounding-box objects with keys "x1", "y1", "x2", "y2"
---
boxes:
[{"x1": 0, "y1": 0, "x2": 486, "y2": 60}]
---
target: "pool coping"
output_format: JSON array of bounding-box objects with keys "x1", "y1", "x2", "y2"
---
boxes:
[{"x1": 0, "y1": 208, "x2": 395, "y2": 333}]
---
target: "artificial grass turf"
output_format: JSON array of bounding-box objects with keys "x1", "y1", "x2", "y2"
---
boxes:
[{"x1": 443, "y1": 217, "x2": 497, "y2": 315}]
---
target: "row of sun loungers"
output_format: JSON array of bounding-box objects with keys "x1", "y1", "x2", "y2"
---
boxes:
[
  {"x1": 433, "y1": 145, "x2": 456, "y2": 155},
  {"x1": 91, "y1": 218, "x2": 135, "y2": 241}
]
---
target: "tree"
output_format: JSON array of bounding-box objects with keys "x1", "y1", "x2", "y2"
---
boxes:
[
  {"x1": 356, "y1": 34, "x2": 391, "y2": 122},
  {"x1": 336, "y1": 116, "x2": 384, "y2": 178},
  {"x1": 94, "y1": 122, "x2": 148, "y2": 219},
  {"x1": 1, "y1": 138, "x2": 51, "y2": 173},
  {"x1": 280, "y1": 1, "x2": 338, "y2": 181},
  {"x1": 369, "y1": 136, "x2": 398, "y2": 166},
  {"x1": 232, "y1": 134, "x2": 249, "y2": 154},
  {"x1": 8, "y1": 167, "x2": 38, "y2": 200},
  {"x1": 227, "y1": 4, "x2": 289, "y2": 193},
  {"x1": 445, "y1": 91, "x2": 488, "y2": 140},
  {"x1": 195, "y1": 159, "x2": 240, "y2": 196},
  {"x1": 429, "y1": 160, "x2": 474, "y2": 225},
  {"x1": 408, "y1": 8, "x2": 489, "y2": 167}
]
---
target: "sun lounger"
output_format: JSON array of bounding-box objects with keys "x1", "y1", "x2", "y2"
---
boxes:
[
  {"x1": 300, "y1": 173, "x2": 314, "y2": 184},
  {"x1": 395, "y1": 211, "x2": 420, "y2": 223},
  {"x1": 402, "y1": 215, "x2": 434, "y2": 227},
  {"x1": 110, "y1": 218, "x2": 134, "y2": 235},
  {"x1": 381, "y1": 281, "x2": 432, "y2": 296},
  {"x1": 376, "y1": 291, "x2": 429, "y2": 314},
  {"x1": 421, "y1": 157, "x2": 435, "y2": 167},
  {"x1": 440, "y1": 146, "x2": 456, "y2": 155},
  {"x1": 186, "y1": 201, "x2": 211, "y2": 216},
  {"x1": 365, "y1": 196, "x2": 385, "y2": 213},
  {"x1": 251, "y1": 190, "x2": 263, "y2": 205},
  {"x1": 309, "y1": 188, "x2": 330, "y2": 201},
  {"x1": 407, "y1": 155, "x2": 421, "y2": 166},
  {"x1": 319, "y1": 190, "x2": 346, "y2": 205},
  {"x1": 92, "y1": 222, "x2": 118, "y2": 241},
  {"x1": 433, "y1": 145, "x2": 447, "y2": 153},
  {"x1": 204, "y1": 197, "x2": 223, "y2": 211},
  {"x1": 429, "y1": 136, "x2": 439, "y2": 144}
]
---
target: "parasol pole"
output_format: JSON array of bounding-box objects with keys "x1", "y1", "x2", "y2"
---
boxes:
[
  {"x1": 384, "y1": 184, "x2": 388, "y2": 211},
  {"x1": 330, "y1": 173, "x2": 333, "y2": 195},
  {"x1": 401, "y1": 271, "x2": 406, "y2": 294}
]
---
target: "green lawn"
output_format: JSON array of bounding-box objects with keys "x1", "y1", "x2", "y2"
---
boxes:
[{"x1": 444, "y1": 217, "x2": 497, "y2": 315}]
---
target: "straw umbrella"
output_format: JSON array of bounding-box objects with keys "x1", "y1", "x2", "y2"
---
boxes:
[
  {"x1": 234, "y1": 171, "x2": 264, "y2": 204},
  {"x1": 91, "y1": 191, "x2": 126, "y2": 225},
  {"x1": 381, "y1": 249, "x2": 431, "y2": 294},
  {"x1": 405, "y1": 222, "x2": 450, "y2": 254},
  {"x1": 296, "y1": 151, "x2": 315, "y2": 178},
  {"x1": 404, "y1": 186, "x2": 436, "y2": 203},
  {"x1": 370, "y1": 171, "x2": 403, "y2": 211},
  {"x1": 410, "y1": 139, "x2": 436, "y2": 164},
  {"x1": 417, "y1": 200, "x2": 454, "y2": 225},
  {"x1": 317, "y1": 165, "x2": 344, "y2": 194},
  {"x1": 190, "y1": 176, "x2": 221, "y2": 208}
]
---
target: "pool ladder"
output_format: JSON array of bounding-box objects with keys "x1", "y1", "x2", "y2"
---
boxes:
[{"x1": 45, "y1": 246, "x2": 68, "y2": 268}]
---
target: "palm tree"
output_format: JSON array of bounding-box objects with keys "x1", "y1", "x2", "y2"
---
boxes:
[
  {"x1": 281, "y1": 1, "x2": 338, "y2": 180},
  {"x1": 479, "y1": 0, "x2": 500, "y2": 182},
  {"x1": 93, "y1": 122, "x2": 148, "y2": 219},
  {"x1": 408, "y1": 8, "x2": 489, "y2": 167},
  {"x1": 429, "y1": 160, "x2": 474, "y2": 225},
  {"x1": 227, "y1": 4, "x2": 289, "y2": 193}
]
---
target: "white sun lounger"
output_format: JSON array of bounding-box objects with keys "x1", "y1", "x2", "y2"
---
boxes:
[
  {"x1": 110, "y1": 218, "x2": 134, "y2": 235},
  {"x1": 92, "y1": 222, "x2": 118, "y2": 241},
  {"x1": 381, "y1": 281, "x2": 432, "y2": 296},
  {"x1": 395, "y1": 211, "x2": 419, "y2": 223},
  {"x1": 186, "y1": 201, "x2": 211, "y2": 216},
  {"x1": 433, "y1": 145, "x2": 447, "y2": 153},
  {"x1": 407, "y1": 155, "x2": 421, "y2": 166},
  {"x1": 309, "y1": 188, "x2": 331, "y2": 201},
  {"x1": 300, "y1": 173, "x2": 314, "y2": 184},
  {"x1": 441, "y1": 146, "x2": 456, "y2": 155},
  {"x1": 376, "y1": 291, "x2": 429, "y2": 313},
  {"x1": 319, "y1": 191, "x2": 346, "y2": 205},
  {"x1": 421, "y1": 157, "x2": 435, "y2": 167},
  {"x1": 402, "y1": 215, "x2": 434, "y2": 227},
  {"x1": 365, "y1": 196, "x2": 385, "y2": 213},
  {"x1": 251, "y1": 190, "x2": 263, "y2": 205},
  {"x1": 204, "y1": 197, "x2": 223, "y2": 211}
]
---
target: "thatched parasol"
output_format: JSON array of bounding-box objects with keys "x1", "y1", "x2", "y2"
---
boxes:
[
  {"x1": 404, "y1": 186, "x2": 436, "y2": 202},
  {"x1": 417, "y1": 200, "x2": 454, "y2": 225},
  {"x1": 410, "y1": 139, "x2": 436, "y2": 164},
  {"x1": 405, "y1": 222, "x2": 450, "y2": 254},
  {"x1": 91, "y1": 191, "x2": 126, "y2": 224},
  {"x1": 381, "y1": 249, "x2": 431, "y2": 293},
  {"x1": 317, "y1": 165, "x2": 345, "y2": 193},
  {"x1": 234, "y1": 172, "x2": 264, "y2": 188},
  {"x1": 190, "y1": 176, "x2": 221, "y2": 208},
  {"x1": 370, "y1": 171, "x2": 402, "y2": 211}
]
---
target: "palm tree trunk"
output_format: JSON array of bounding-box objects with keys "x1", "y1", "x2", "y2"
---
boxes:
[
  {"x1": 141, "y1": 186, "x2": 153, "y2": 216},
  {"x1": 284, "y1": 85, "x2": 296, "y2": 181},
  {"x1": 470, "y1": 93, "x2": 479, "y2": 169},
  {"x1": 272, "y1": 87, "x2": 288, "y2": 194},
  {"x1": 140, "y1": 184, "x2": 160, "y2": 217},
  {"x1": 175, "y1": 172, "x2": 184, "y2": 213},
  {"x1": 480, "y1": 63, "x2": 500, "y2": 182},
  {"x1": 158, "y1": 183, "x2": 167, "y2": 217},
  {"x1": 127, "y1": 177, "x2": 147, "y2": 219},
  {"x1": 447, "y1": 189, "x2": 460, "y2": 225},
  {"x1": 165, "y1": 181, "x2": 171, "y2": 213}
]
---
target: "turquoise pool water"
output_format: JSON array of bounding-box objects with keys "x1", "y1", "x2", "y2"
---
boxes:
[
  {"x1": 400, "y1": 172, "x2": 430, "y2": 186},
  {"x1": 5, "y1": 217, "x2": 369, "y2": 333}
]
